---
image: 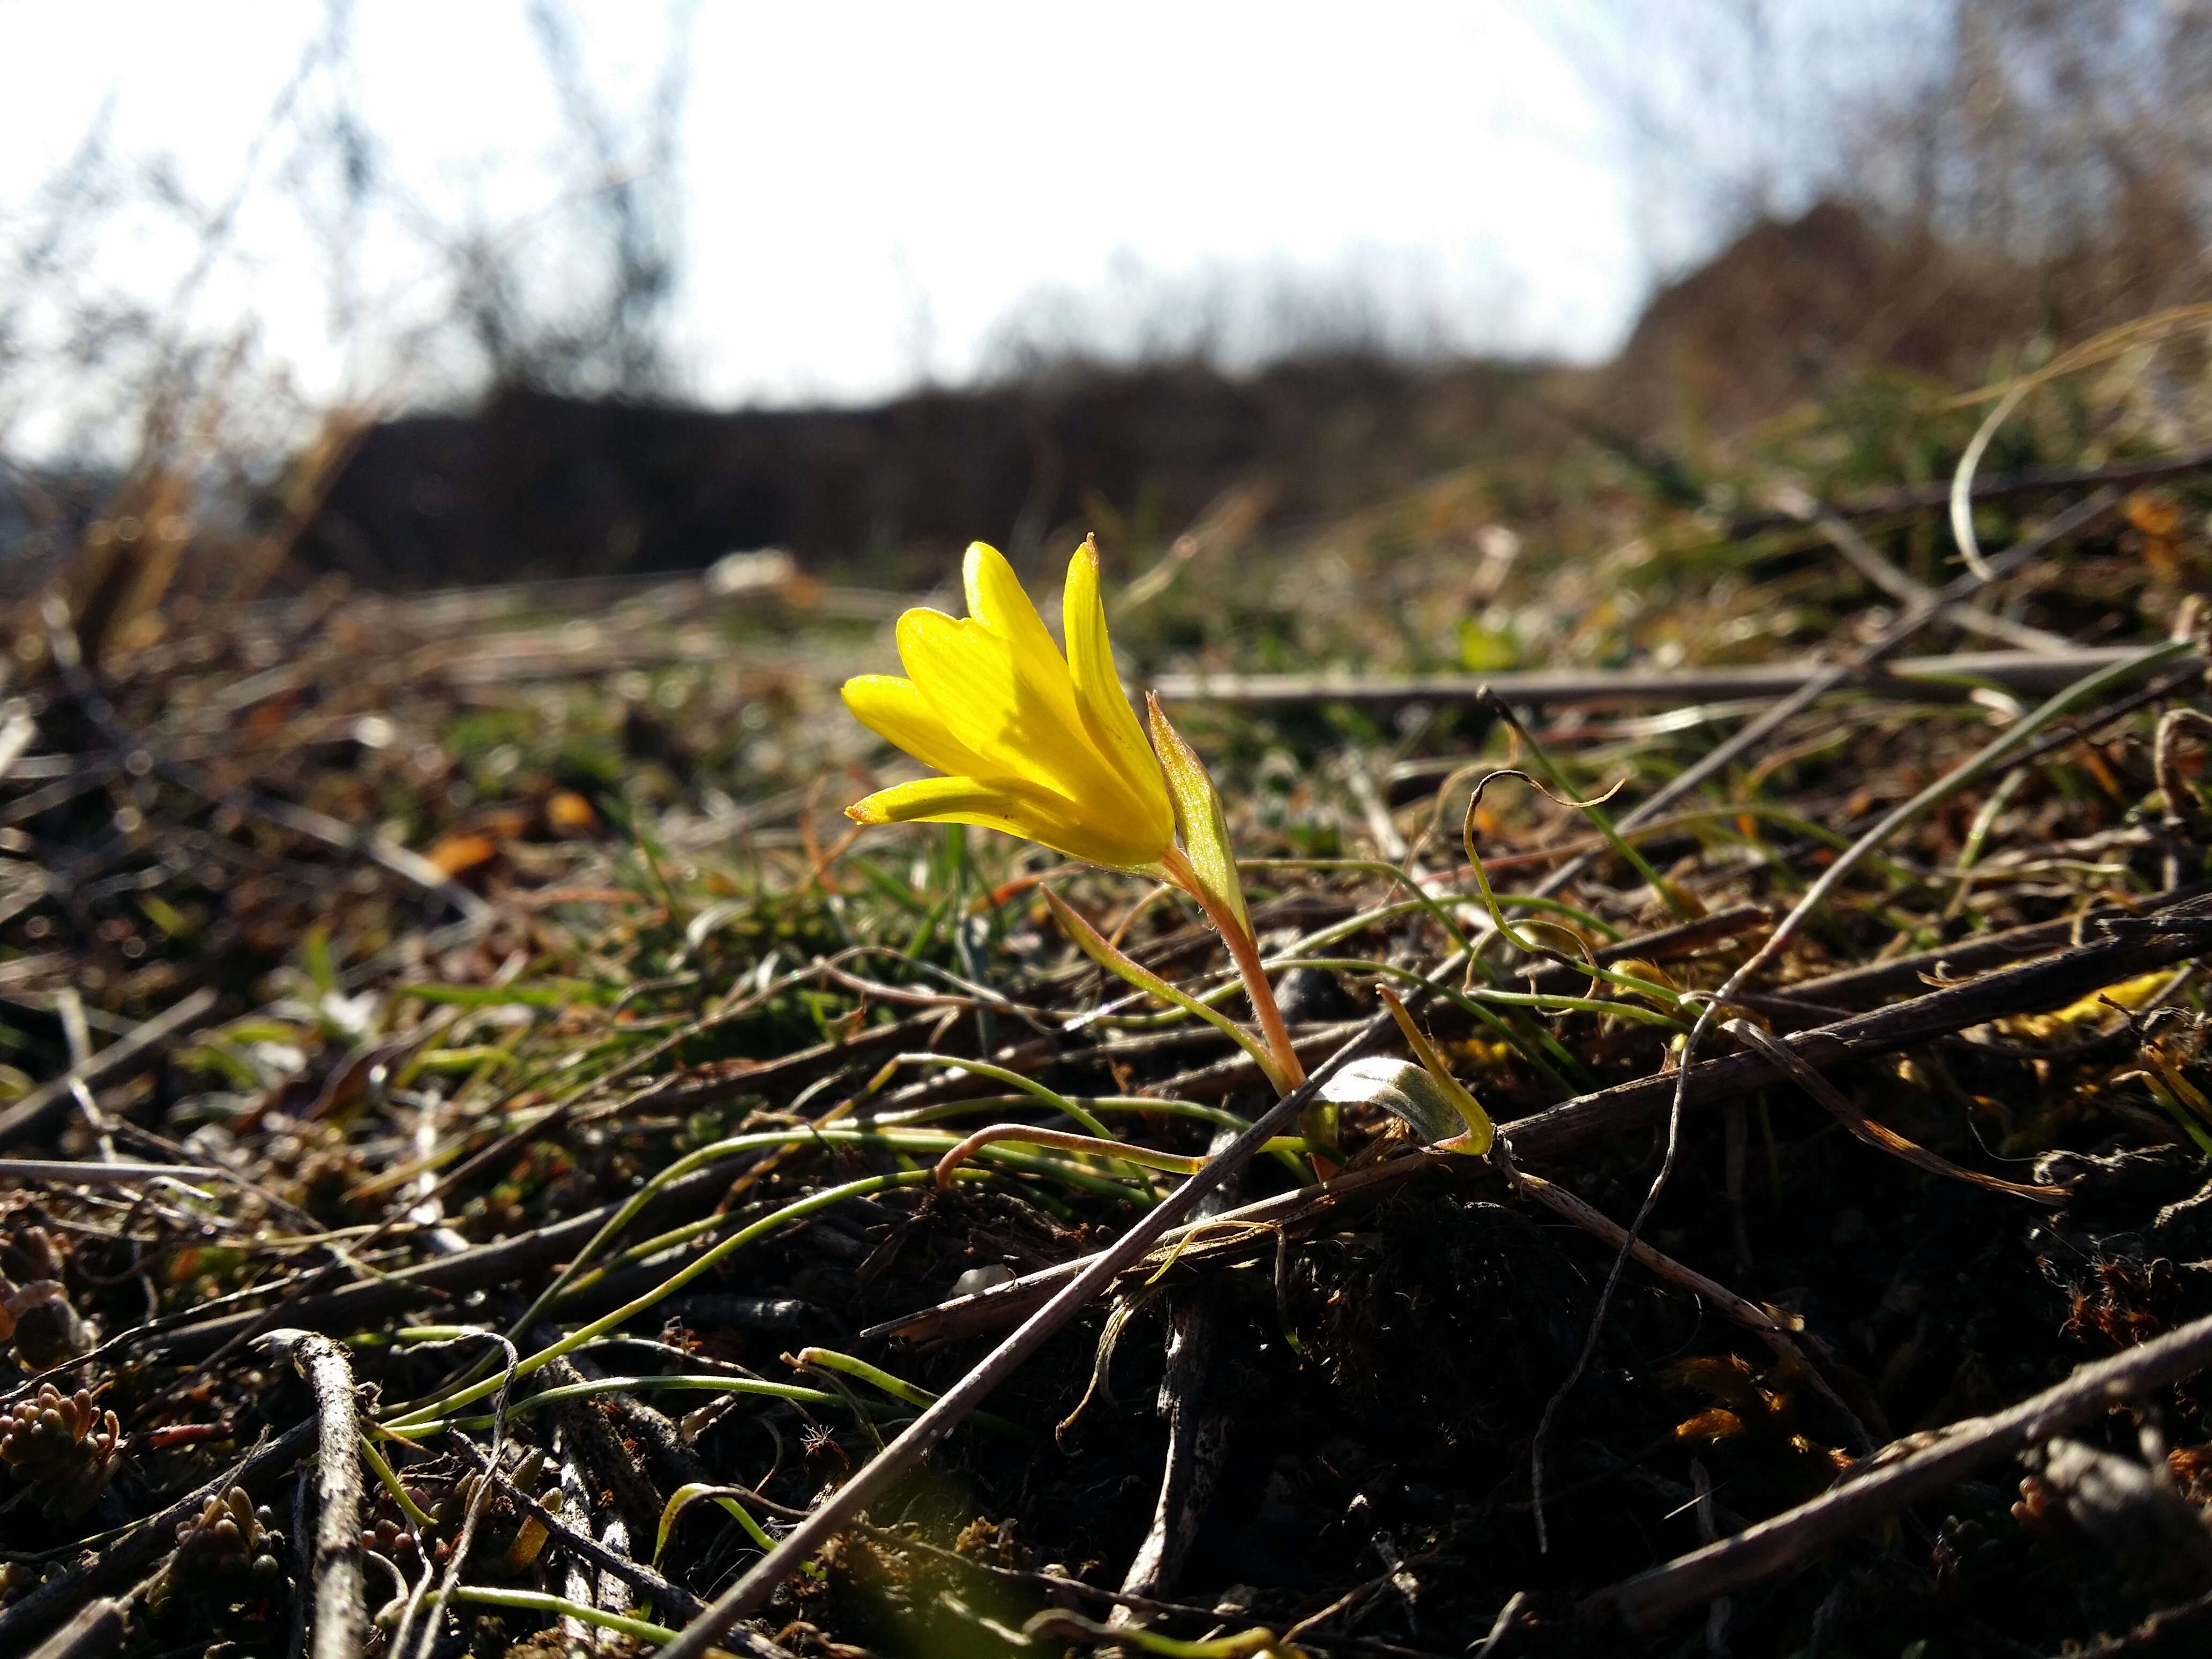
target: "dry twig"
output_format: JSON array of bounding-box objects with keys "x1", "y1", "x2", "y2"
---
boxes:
[
  {"x1": 257, "y1": 1331, "x2": 367, "y2": 1659},
  {"x1": 1583, "y1": 1307, "x2": 2212, "y2": 1630}
]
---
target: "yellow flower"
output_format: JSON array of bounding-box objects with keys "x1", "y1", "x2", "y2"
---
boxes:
[{"x1": 842, "y1": 538, "x2": 1177, "y2": 872}]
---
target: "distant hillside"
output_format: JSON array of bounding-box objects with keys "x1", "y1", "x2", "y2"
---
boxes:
[
  {"x1": 297, "y1": 357, "x2": 1554, "y2": 589},
  {"x1": 1597, "y1": 202, "x2": 2039, "y2": 447}
]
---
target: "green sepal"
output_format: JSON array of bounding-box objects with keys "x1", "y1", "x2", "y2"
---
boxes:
[{"x1": 1145, "y1": 693, "x2": 1250, "y2": 939}]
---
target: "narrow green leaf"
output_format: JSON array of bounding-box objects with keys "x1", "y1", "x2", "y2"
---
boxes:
[
  {"x1": 1321, "y1": 1058, "x2": 1480, "y2": 1149},
  {"x1": 303, "y1": 923, "x2": 337, "y2": 995},
  {"x1": 1377, "y1": 985, "x2": 1493, "y2": 1151}
]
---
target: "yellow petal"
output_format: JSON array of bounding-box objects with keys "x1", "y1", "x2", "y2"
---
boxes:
[
  {"x1": 1064, "y1": 538, "x2": 1174, "y2": 846},
  {"x1": 963, "y1": 542, "x2": 1071, "y2": 704},
  {"x1": 964, "y1": 542, "x2": 1142, "y2": 804},
  {"x1": 894, "y1": 608, "x2": 1135, "y2": 813},
  {"x1": 840, "y1": 675, "x2": 997, "y2": 780},
  {"x1": 846, "y1": 774, "x2": 1169, "y2": 872},
  {"x1": 842, "y1": 543, "x2": 1179, "y2": 876},
  {"x1": 892, "y1": 608, "x2": 1025, "y2": 762}
]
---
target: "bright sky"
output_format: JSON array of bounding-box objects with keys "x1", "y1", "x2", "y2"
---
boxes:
[{"x1": 1, "y1": 1, "x2": 1641, "y2": 425}]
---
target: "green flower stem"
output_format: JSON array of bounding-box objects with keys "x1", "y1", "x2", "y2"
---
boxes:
[
  {"x1": 1163, "y1": 843, "x2": 1306, "y2": 1092},
  {"x1": 1157, "y1": 845, "x2": 1332, "y2": 1160}
]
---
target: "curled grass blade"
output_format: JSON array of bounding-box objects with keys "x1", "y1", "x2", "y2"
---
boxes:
[
  {"x1": 657, "y1": 1482, "x2": 777, "y2": 1560},
  {"x1": 1479, "y1": 705, "x2": 1695, "y2": 918}
]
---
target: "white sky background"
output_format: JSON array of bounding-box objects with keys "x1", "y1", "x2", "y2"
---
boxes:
[{"x1": 0, "y1": 1, "x2": 1654, "y2": 442}]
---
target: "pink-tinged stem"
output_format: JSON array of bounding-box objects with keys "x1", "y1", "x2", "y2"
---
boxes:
[{"x1": 1161, "y1": 847, "x2": 1306, "y2": 1093}]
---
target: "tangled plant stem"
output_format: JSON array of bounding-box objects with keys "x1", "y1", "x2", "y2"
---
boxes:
[{"x1": 387, "y1": 1170, "x2": 976, "y2": 1431}]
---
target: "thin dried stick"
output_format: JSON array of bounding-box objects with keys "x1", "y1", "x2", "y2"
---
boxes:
[
  {"x1": 0, "y1": 988, "x2": 221, "y2": 1148},
  {"x1": 1112, "y1": 1123, "x2": 1243, "y2": 1626},
  {"x1": 258, "y1": 1331, "x2": 367, "y2": 1659},
  {"x1": 0, "y1": 1159, "x2": 224, "y2": 1184},
  {"x1": 1722, "y1": 1020, "x2": 2062, "y2": 1205},
  {"x1": 445, "y1": 1434, "x2": 706, "y2": 1623},
  {"x1": 1149, "y1": 642, "x2": 2175, "y2": 715},
  {"x1": 1769, "y1": 482, "x2": 2072, "y2": 653},
  {"x1": 1721, "y1": 441, "x2": 2212, "y2": 536},
  {"x1": 151, "y1": 1161, "x2": 748, "y2": 1362},
  {"x1": 1507, "y1": 1166, "x2": 1872, "y2": 1452},
  {"x1": 2156, "y1": 707, "x2": 2212, "y2": 841},
  {"x1": 1499, "y1": 888, "x2": 2212, "y2": 1162},
  {"x1": 1584, "y1": 1307, "x2": 2212, "y2": 1630}
]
